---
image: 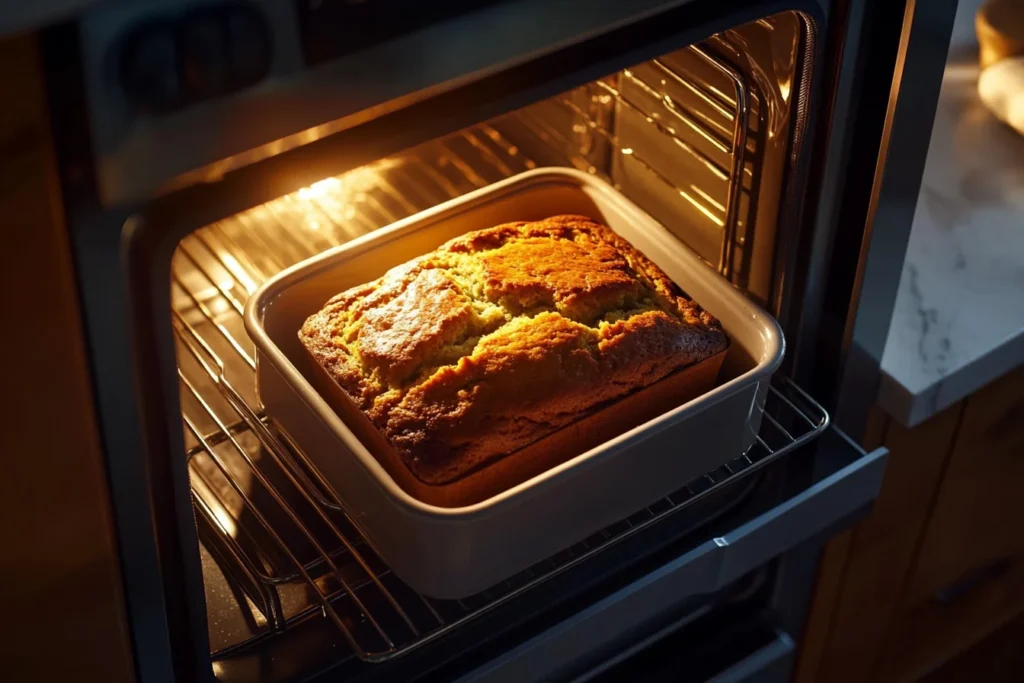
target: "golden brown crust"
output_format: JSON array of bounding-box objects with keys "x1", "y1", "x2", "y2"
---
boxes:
[{"x1": 299, "y1": 215, "x2": 729, "y2": 485}]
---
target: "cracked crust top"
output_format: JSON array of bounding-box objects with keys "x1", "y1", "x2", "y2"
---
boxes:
[{"x1": 299, "y1": 215, "x2": 729, "y2": 485}]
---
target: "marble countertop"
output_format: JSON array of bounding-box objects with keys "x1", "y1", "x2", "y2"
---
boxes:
[{"x1": 878, "y1": 0, "x2": 1024, "y2": 427}]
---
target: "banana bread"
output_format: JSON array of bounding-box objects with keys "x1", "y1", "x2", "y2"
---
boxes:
[{"x1": 299, "y1": 215, "x2": 729, "y2": 492}]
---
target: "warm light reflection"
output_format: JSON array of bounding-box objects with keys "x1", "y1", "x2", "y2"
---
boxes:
[
  {"x1": 680, "y1": 186, "x2": 725, "y2": 227},
  {"x1": 209, "y1": 296, "x2": 230, "y2": 316},
  {"x1": 690, "y1": 184, "x2": 726, "y2": 213},
  {"x1": 297, "y1": 177, "x2": 342, "y2": 201},
  {"x1": 192, "y1": 474, "x2": 239, "y2": 538},
  {"x1": 244, "y1": 595, "x2": 269, "y2": 627},
  {"x1": 212, "y1": 502, "x2": 238, "y2": 538},
  {"x1": 293, "y1": 159, "x2": 403, "y2": 204},
  {"x1": 778, "y1": 75, "x2": 792, "y2": 103},
  {"x1": 219, "y1": 253, "x2": 258, "y2": 294}
]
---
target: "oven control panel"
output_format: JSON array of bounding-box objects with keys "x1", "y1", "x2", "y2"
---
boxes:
[
  {"x1": 297, "y1": 0, "x2": 505, "y2": 66},
  {"x1": 113, "y1": 0, "x2": 501, "y2": 115},
  {"x1": 117, "y1": 3, "x2": 272, "y2": 114}
]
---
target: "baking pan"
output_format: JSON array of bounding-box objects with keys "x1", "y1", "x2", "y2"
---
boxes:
[{"x1": 245, "y1": 167, "x2": 784, "y2": 599}]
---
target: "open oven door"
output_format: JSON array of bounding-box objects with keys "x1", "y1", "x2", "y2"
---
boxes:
[{"x1": 455, "y1": 428, "x2": 885, "y2": 683}]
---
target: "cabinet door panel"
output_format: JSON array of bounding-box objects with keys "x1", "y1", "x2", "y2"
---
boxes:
[
  {"x1": 878, "y1": 366, "x2": 1024, "y2": 682},
  {"x1": 906, "y1": 366, "x2": 1024, "y2": 607}
]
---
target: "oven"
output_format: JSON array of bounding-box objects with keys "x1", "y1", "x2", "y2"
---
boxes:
[{"x1": 31, "y1": 0, "x2": 958, "y2": 681}]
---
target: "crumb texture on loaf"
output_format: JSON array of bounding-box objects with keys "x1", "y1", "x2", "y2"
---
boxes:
[{"x1": 299, "y1": 215, "x2": 729, "y2": 485}]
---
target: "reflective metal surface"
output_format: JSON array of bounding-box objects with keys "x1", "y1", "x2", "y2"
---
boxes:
[{"x1": 169, "y1": 52, "x2": 829, "y2": 656}]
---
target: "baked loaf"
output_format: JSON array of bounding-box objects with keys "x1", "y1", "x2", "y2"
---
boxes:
[{"x1": 299, "y1": 215, "x2": 729, "y2": 487}]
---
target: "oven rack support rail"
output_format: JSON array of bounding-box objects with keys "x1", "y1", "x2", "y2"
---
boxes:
[{"x1": 515, "y1": 41, "x2": 761, "y2": 284}]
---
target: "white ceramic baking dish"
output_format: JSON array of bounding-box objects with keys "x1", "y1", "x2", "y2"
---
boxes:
[{"x1": 244, "y1": 167, "x2": 784, "y2": 599}]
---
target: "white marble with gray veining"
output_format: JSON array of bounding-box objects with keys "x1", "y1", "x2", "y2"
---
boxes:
[{"x1": 879, "y1": 0, "x2": 1024, "y2": 427}]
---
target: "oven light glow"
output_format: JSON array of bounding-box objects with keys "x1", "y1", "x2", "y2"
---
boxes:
[
  {"x1": 209, "y1": 296, "x2": 231, "y2": 316},
  {"x1": 294, "y1": 160, "x2": 403, "y2": 204},
  {"x1": 297, "y1": 177, "x2": 342, "y2": 200}
]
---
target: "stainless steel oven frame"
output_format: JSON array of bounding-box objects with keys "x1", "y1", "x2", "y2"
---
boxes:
[{"x1": 43, "y1": 0, "x2": 959, "y2": 680}]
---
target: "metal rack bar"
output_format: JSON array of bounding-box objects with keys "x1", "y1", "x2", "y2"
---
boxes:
[
  {"x1": 195, "y1": 224, "x2": 271, "y2": 285},
  {"x1": 688, "y1": 45, "x2": 750, "y2": 278},
  {"x1": 191, "y1": 487, "x2": 284, "y2": 629},
  {"x1": 184, "y1": 415, "x2": 254, "y2": 458},
  {"x1": 175, "y1": 307, "x2": 425, "y2": 636},
  {"x1": 181, "y1": 380, "x2": 378, "y2": 652},
  {"x1": 174, "y1": 291, "x2": 255, "y2": 371}
]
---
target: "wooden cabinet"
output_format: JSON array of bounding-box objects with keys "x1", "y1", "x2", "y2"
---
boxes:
[
  {"x1": 0, "y1": 34, "x2": 135, "y2": 683},
  {"x1": 796, "y1": 365, "x2": 1024, "y2": 683},
  {"x1": 905, "y1": 371, "x2": 1024, "y2": 607},
  {"x1": 877, "y1": 367, "x2": 1024, "y2": 682}
]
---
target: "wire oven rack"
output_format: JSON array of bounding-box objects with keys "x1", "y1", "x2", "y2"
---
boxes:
[{"x1": 171, "y1": 41, "x2": 814, "y2": 662}]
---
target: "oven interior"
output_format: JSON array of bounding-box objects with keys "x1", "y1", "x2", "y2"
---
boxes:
[{"x1": 168, "y1": 10, "x2": 828, "y2": 678}]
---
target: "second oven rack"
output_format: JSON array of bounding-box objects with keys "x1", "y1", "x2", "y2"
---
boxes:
[{"x1": 171, "y1": 42, "x2": 802, "y2": 663}]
